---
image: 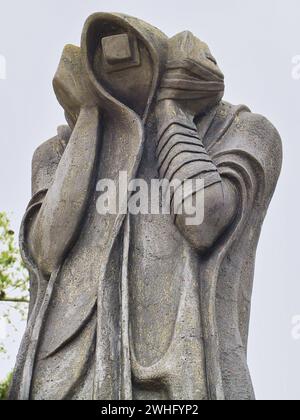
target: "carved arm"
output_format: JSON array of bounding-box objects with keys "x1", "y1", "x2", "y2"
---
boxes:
[
  {"x1": 155, "y1": 99, "x2": 238, "y2": 253},
  {"x1": 28, "y1": 107, "x2": 100, "y2": 276}
]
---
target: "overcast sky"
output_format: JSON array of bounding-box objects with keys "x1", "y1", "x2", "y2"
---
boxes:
[{"x1": 0, "y1": 0, "x2": 299, "y2": 400}]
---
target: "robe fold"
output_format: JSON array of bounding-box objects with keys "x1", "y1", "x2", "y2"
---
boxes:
[{"x1": 10, "y1": 100, "x2": 282, "y2": 400}]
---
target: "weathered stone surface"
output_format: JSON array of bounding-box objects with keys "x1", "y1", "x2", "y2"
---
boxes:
[{"x1": 10, "y1": 13, "x2": 282, "y2": 400}]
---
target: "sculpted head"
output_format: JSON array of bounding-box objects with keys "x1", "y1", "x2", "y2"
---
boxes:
[
  {"x1": 158, "y1": 31, "x2": 225, "y2": 116},
  {"x1": 53, "y1": 14, "x2": 224, "y2": 125}
]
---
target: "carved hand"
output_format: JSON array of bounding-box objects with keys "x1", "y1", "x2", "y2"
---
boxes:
[
  {"x1": 158, "y1": 31, "x2": 225, "y2": 118},
  {"x1": 53, "y1": 45, "x2": 100, "y2": 127}
]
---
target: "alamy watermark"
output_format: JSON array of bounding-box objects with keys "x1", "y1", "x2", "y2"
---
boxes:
[
  {"x1": 292, "y1": 55, "x2": 300, "y2": 80},
  {"x1": 96, "y1": 172, "x2": 205, "y2": 226},
  {"x1": 291, "y1": 315, "x2": 300, "y2": 341},
  {"x1": 0, "y1": 54, "x2": 6, "y2": 80}
]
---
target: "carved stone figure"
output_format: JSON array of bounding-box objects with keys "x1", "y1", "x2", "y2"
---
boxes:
[{"x1": 10, "y1": 13, "x2": 282, "y2": 400}]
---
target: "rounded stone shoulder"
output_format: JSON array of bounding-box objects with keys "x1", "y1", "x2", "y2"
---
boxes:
[
  {"x1": 32, "y1": 125, "x2": 71, "y2": 165},
  {"x1": 31, "y1": 125, "x2": 71, "y2": 195},
  {"x1": 238, "y1": 108, "x2": 282, "y2": 170},
  {"x1": 225, "y1": 104, "x2": 283, "y2": 194}
]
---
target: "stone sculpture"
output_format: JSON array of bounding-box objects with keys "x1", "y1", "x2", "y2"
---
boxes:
[{"x1": 10, "y1": 13, "x2": 282, "y2": 400}]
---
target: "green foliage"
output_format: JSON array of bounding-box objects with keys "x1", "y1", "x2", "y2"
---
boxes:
[
  {"x1": 0, "y1": 212, "x2": 29, "y2": 301},
  {"x1": 0, "y1": 372, "x2": 12, "y2": 400},
  {"x1": 0, "y1": 212, "x2": 29, "y2": 355}
]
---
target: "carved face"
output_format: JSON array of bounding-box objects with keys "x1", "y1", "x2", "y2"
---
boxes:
[
  {"x1": 168, "y1": 31, "x2": 223, "y2": 78},
  {"x1": 92, "y1": 30, "x2": 154, "y2": 116},
  {"x1": 53, "y1": 14, "x2": 168, "y2": 125}
]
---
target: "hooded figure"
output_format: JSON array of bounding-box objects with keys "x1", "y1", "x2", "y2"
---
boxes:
[{"x1": 10, "y1": 13, "x2": 282, "y2": 400}]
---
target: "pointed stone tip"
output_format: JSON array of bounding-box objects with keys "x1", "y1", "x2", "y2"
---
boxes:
[{"x1": 170, "y1": 30, "x2": 195, "y2": 43}]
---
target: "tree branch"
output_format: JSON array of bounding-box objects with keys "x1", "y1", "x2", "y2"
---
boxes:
[{"x1": 0, "y1": 297, "x2": 29, "y2": 304}]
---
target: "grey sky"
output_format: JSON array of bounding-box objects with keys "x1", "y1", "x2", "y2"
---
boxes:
[{"x1": 0, "y1": 0, "x2": 299, "y2": 400}]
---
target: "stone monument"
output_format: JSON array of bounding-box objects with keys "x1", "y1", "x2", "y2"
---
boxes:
[{"x1": 9, "y1": 13, "x2": 282, "y2": 400}]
